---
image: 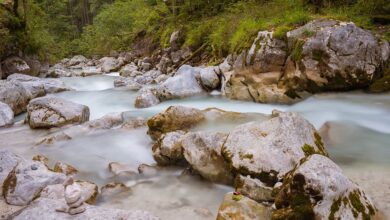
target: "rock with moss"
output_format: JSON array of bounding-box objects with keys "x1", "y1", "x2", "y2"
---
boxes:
[
  {"x1": 0, "y1": 151, "x2": 23, "y2": 196},
  {"x1": 235, "y1": 175, "x2": 274, "y2": 202},
  {"x1": 223, "y1": 31, "x2": 294, "y2": 104},
  {"x1": 2, "y1": 152, "x2": 66, "y2": 205},
  {"x1": 98, "y1": 57, "x2": 124, "y2": 73},
  {"x1": 217, "y1": 192, "x2": 272, "y2": 220},
  {"x1": 27, "y1": 96, "x2": 90, "y2": 129},
  {"x1": 273, "y1": 154, "x2": 377, "y2": 220},
  {"x1": 182, "y1": 132, "x2": 233, "y2": 184},
  {"x1": 152, "y1": 131, "x2": 186, "y2": 166},
  {"x1": 222, "y1": 111, "x2": 328, "y2": 187},
  {"x1": 0, "y1": 102, "x2": 14, "y2": 127},
  {"x1": 1, "y1": 56, "x2": 31, "y2": 78},
  {"x1": 147, "y1": 106, "x2": 205, "y2": 140},
  {"x1": 282, "y1": 19, "x2": 390, "y2": 93}
]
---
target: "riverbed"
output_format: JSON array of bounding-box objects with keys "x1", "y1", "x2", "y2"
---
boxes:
[{"x1": 1, "y1": 74, "x2": 389, "y2": 219}]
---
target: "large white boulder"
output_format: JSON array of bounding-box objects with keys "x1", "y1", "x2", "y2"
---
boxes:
[
  {"x1": 27, "y1": 96, "x2": 90, "y2": 129},
  {"x1": 222, "y1": 111, "x2": 328, "y2": 187},
  {"x1": 0, "y1": 80, "x2": 30, "y2": 115}
]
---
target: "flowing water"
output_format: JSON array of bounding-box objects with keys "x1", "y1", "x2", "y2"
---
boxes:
[{"x1": 1, "y1": 74, "x2": 389, "y2": 219}]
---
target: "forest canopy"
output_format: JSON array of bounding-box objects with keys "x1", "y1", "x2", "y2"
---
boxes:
[{"x1": 0, "y1": 0, "x2": 388, "y2": 62}]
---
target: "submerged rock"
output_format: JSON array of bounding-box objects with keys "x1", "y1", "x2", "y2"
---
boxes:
[
  {"x1": 182, "y1": 132, "x2": 232, "y2": 184},
  {"x1": 217, "y1": 192, "x2": 272, "y2": 220},
  {"x1": 0, "y1": 102, "x2": 14, "y2": 127},
  {"x1": 273, "y1": 154, "x2": 377, "y2": 220},
  {"x1": 222, "y1": 111, "x2": 328, "y2": 187},
  {"x1": 53, "y1": 162, "x2": 78, "y2": 176},
  {"x1": 108, "y1": 162, "x2": 137, "y2": 177},
  {"x1": 27, "y1": 96, "x2": 90, "y2": 129},
  {"x1": 147, "y1": 106, "x2": 205, "y2": 140},
  {"x1": 152, "y1": 131, "x2": 186, "y2": 166}
]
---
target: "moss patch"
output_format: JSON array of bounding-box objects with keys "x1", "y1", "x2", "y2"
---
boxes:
[
  {"x1": 314, "y1": 132, "x2": 328, "y2": 157},
  {"x1": 290, "y1": 39, "x2": 305, "y2": 62},
  {"x1": 329, "y1": 197, "x2": 342, "y2": 220},
  {"x1": 302, "y1": 144, "x2": 316, "y2": 157}
]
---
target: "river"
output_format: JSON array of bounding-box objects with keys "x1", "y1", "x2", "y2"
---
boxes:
[{"x1": 1, "y1": 74, "x2": 389, "y2": 219}]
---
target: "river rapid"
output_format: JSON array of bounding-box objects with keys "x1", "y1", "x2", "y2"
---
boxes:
[{"x1": 1, "y1": 74, "x2": 389, "y2": 219}]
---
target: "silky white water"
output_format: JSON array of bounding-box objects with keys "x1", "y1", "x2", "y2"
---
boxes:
[{"x1": 1, "y1": 74, "x2": 389, "y2": 219}]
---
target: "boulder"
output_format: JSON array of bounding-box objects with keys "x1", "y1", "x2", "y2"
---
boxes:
[
  {"x1": 182, "y1": 132, "x2": 233, "y2": 184},
  {"x1": 99, "y1": 57, "x2": 124, "y2": 73},
  {"x1": 222, "y1": 111, "x2": 328, "y2": 187},
  {"x1": 114, "y1": 77, "x2": 142, "y2": 90},
  {"x1": 199, "y1": 66, "x2": 221, "y2": 90},
  {"x1": 7, "y1": 73, "x2": 71, "y2": 94},
  {"x1": 0, "y1": 102, "x2": 14, "y2": 127},
  {"x1": 66, "y1": 55, "x2": 89, "y2": 67},
  {"x1": 1, "y1": 151, "x2": 66, "y2": 205},
  {"x1": 152, "y1": 131, "x2": 186, "y2": 165},
  {"x1": 1, "y1": 57, "x2": 31, "y2": 77},
  {"x1": 80, "y1": 66, "x2": 102, "y2": 77},
  {"x1": 0, "y1": 80, "x2": 30, "y2": 115},
  {"x1": 282, "y1": 19, "x2": 390, "y2": 92},
  {"x1": 217, "y1": 192, "x2": 272, "y2": 220},
  {"x1": 147, "y1": 106, "x2": 205, "y2": 140},
  {"x1": 12, "y1": 198, "x2": 159, "y2": 220},
  {"x1": 273, "y1": 154, "x2": 377, "y2": 220},
  {"x1": 223, "y1": 31, "x2": 292, "y2": 103},
  {"x1": 134, "y1": 65, "x2": 205, "y2": 108},
  {"x1": 157, "y1": 65, "x2": 204, "y2": 101},
  {"x1": 27, "y1": 96, "x2": 90, "y2": 129},
  {"x1": 235, "y1": 175, "x2": 274, "y2": 202},
  {"x1": 119, "y1": 63, "x2": 139, "y2": 77},
  {"x1": 134, "y1": 88, "x2": 160, "y2": 108}
]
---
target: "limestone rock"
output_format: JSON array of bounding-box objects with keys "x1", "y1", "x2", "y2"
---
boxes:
[
  {"x1": 199, "y1": 66, "x2": 221, "y2": 90},
  {"x1": 1, "y1": 57, "x2": 31, "y2": 77},
  {"x1": 222, "y1": 111, "x2": 328, "y2": 186},
  {"x1": 0, "y1": 151, "x2": 22, "y2": 195},
  {"x1": 2, "y1": 153, "x2": 66, "y2": 205},
  {"x1": 0, "y1": 80, "x2": 30, "y2": 115},
  {"x1": 119, "y1": 63, "x2": 139, "y2": 77},
  {"x1": 108, "y1": 162, "x2": 137, "y2": 177},
  {"x1": 147, "y1": 106, "x2": 205, "y2": 140},
  {"x1": 283, "y1": 20, "x2": 390, "y2": 92},
  {"x1": 53, "y1": 162, "x2": 78, "y2": 176},
  {"x1": 152, "y1": 131, "x2": 186, "y2": 166},
  {"x1": 0, "y1": 102, "x2": 13, "y2": 127},
  {"x1": 273, "y1": 154, "x2": 377, "y2": 220},
  {"x1": 235, "y1": 175, "x2": 274, "y2": 202},
  {"x1": 40, "y1": 181, "x2": 98, "y2": 205},
  {"x1": 12, "y1": 198, "x2": 160, "y2": 220},
  {"x1": 27, "y1": 96, "x2": 90, "y2": 129},
  {"x1": 217, "y1": 192, "x2": 272, "y2": 220},
  {"x1": 135, "y1": 88, "x2": 160, "y2": 108},
  {"x1": 99, "y1": 57, "x2": 124, "y2": 73},
  {"x1": 101, "y1": 182, "x2": 130, "y2": 198},
  {"x1": 182, "y1": 132, "x2": 232, "y2": 184},
  {"x1": 7, "y1": 73, "x2": 70, "y2": 96}
]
